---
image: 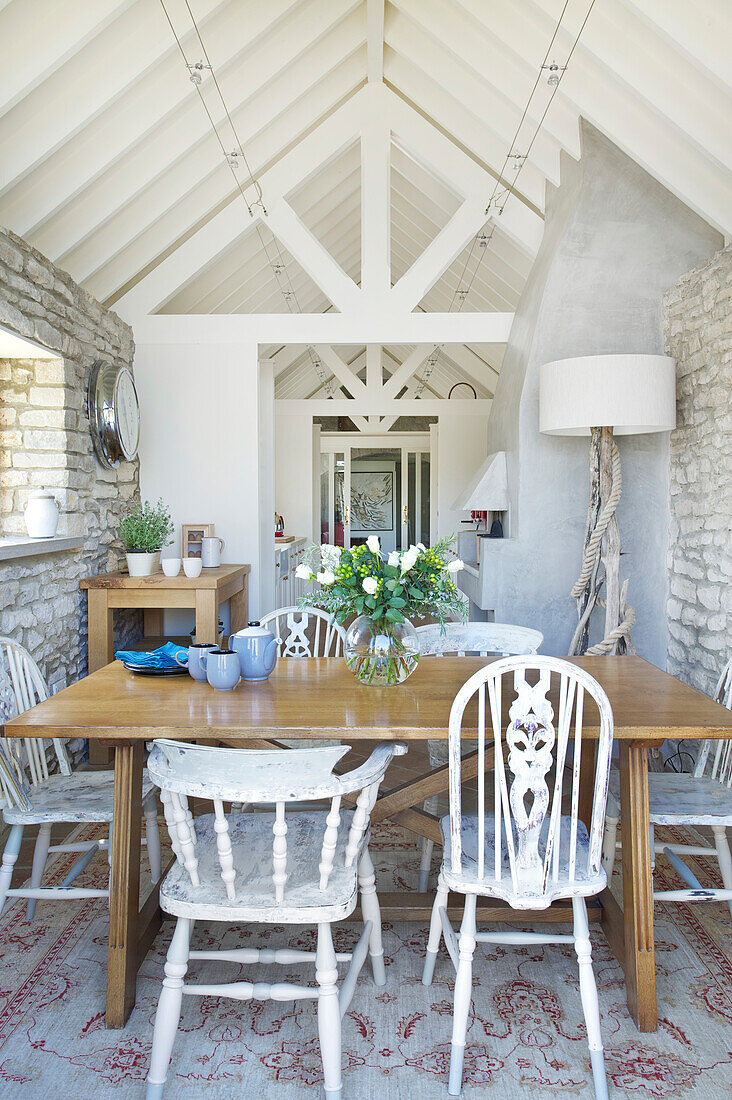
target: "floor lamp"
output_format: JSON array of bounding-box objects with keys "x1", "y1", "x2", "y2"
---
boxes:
[{"x1": 539, "y1": 354, "x2": 676, "y2": 655}]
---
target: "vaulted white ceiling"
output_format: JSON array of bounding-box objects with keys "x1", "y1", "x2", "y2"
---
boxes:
[{"x1": 0, "y1": 0, "x2": 729, "y2": 402}]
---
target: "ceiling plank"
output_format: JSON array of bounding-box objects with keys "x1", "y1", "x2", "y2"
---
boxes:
[
  {"x1": 459, "y1": 0, "x2": 732, "y2": 234},
  {"x1": 0, "y1": 0, "x2": 136, "y2": 116}
]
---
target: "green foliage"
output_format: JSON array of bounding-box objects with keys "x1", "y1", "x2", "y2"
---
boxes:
[
  {"x1": 299, "y1": 536, "x2": 467, "y2": 632},
  {"x1": 119, "y1": 498, "x2": 175, "y2": 553}
]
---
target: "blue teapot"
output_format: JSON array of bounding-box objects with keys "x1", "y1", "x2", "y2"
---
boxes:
[{"x1": 228, "y1": 621, "x2": 278, "y2": 682}]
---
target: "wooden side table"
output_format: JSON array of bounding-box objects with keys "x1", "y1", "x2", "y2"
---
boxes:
[{"x1": 81, "y1": 564, "x2": 250, "y2": 764}]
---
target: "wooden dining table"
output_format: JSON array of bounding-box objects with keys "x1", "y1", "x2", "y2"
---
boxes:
[{"x1": 4, "y1": 654, "x2": 732, "y2": 1035}]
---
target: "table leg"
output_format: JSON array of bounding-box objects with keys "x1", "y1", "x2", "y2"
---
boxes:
[
  {"x1": 107, "y1": 742, "x2": 143, "y2": 1028},
  {"x1": 88, "y1": 589, "x2": 115, "y2": 766},
  {"x1": 195, "y1": 589, "x2": 219, "y2": 645},
  {"x1": 87, "y1": 589, "x2": 114, "y2": 673},
  {"x1": 230, "y1": 578, "x2": 249, "y2": 633},
  {"x1": 143, "y1": 609, "x2": 164, "y2": 638},
  {"x1": 618, "y1": 741, "x2": 657, "y2": 1031}
]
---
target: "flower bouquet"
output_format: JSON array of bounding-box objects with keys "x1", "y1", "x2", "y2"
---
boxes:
[{"x1": 296, "y1": 536, "x2": 466, "y2": 686}]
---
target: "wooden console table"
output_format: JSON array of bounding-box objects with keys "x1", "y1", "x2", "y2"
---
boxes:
[
  {"x1": 81, "y1": 564, "x2": 250, "y2": 673},
  {"x1": 81, "y1": 565, "x2": 249, "y2": 765}
]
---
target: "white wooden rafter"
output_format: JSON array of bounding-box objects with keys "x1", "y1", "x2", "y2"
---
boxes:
[
  {"x1": 118, "y1": 81, "x2": 529, "y2": 326},
  {"x1": 367, "y1": 0, "x2": 385, "y2": 84}
]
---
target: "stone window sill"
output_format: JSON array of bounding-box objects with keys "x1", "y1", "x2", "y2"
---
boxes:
[{"x1": 0, "y1": 535, "x2": 83, "y2": 562}]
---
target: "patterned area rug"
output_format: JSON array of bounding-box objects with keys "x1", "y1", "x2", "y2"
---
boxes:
[{"x1": 1, "y1": 821, "x2": 731, "y2": 1098}]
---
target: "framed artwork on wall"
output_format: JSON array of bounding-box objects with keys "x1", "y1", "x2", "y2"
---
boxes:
[
  {"x1": 351, "y1": 471, "x2": 394, "y2": 532},
  {"x1": 181, "y1": 523, "x2": 215, "y2": 558}
]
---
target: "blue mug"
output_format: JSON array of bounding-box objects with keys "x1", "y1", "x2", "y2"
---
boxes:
[
  {"x1": 180, "y1": 642, "x2": 217, "y2": 682},
  {"x1": 202, "y1": 648, "x2": 240, "y2": 692}
]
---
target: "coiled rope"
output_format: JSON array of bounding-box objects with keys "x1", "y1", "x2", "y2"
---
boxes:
[{"x1": 570, "y1": 439, "x2": 635, "y2": 655}]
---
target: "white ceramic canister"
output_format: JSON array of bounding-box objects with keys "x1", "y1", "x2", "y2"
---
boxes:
[{"x1": 24, "y1": 489, "x2": 60, "y2": 538}]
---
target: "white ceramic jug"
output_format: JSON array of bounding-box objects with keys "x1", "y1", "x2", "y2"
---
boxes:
[
  {"x1": 24, "y1": 490, "x2": 59, "y2": 538},
  {"x1": 202, "y1": 536, "x2": 225, "y2": 568}
]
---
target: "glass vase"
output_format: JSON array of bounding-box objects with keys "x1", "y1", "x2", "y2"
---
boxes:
[{"x1": 344, "y1": 614, "x2": 419, "y2": 686}]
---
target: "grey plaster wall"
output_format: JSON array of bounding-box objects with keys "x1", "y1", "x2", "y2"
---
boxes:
[{"x1": 482, "y1": 122, "x2": 723, "y2": 663}]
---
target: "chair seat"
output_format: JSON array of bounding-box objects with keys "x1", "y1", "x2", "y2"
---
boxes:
[
  {"x1": 439, "y1": 813, "x2": 606, "y2": 909},
  {"x1": 608, "y1": 768, "x2": 732, "y2": 826},
  {"x1": 160, "y1": 811, "x2": 364, "y2": 923},
  {"x1": 3, "y1": 769, "x2": 157, "y2": 825}
]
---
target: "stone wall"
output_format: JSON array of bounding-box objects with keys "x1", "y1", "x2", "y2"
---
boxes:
[
  {"x1": 0, "y1": 226, "x2": 142, "y2": 702},
  {"x1": 665, "y1": 245, "x2": 732, "y2": 695}
]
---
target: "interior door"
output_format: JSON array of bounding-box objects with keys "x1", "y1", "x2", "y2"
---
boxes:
[{"x1": 402, "y1": 447, "x2": 431, "y2": 548}]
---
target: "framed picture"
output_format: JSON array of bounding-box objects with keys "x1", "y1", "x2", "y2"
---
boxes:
[
  {"x1": 350, "y1": 471, "x2": 394, "y2": 532},
  {"x1": 182, "y1": 523, "x2": 215, "y2": 558}
]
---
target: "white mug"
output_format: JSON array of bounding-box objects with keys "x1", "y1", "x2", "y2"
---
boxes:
[
  {"x1": 202, "y1": 536, "x2": 225, "y2": 568},
  {"x1": 162, "y1": 557, "x2": 181, "y2": 577}
]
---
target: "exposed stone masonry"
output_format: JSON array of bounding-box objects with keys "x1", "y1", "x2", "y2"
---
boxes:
[
  {"x1": 0, "y1": 226, "x2": 142, "y2": 712},
  {"x1": 664, "y1": 245, "x2": 732, "y2": 696}
]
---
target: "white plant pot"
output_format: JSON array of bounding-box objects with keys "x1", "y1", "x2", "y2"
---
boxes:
[{"x1": 125, "y1": 550, "x2": 161, "y2": 577}]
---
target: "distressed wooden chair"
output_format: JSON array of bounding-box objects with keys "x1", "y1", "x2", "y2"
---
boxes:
[
  {"x1": 145, "y1": 738, "x2": 406, "y2": 1100},
  {"x1": 602, "y1": 657, "x2": 732, "y2": 916},
  {"x1": 260, "y1": 605, "x2": 345, "y2": 658},
  {"x1": 0, "y1": 636, "x2": 161, "y2": 919},
  {"x1": 415, "y1": 622, "x2": 544, "y2": 891},
  {"x1": 422, "y1": 656, "x2": 613, "y2": 1099},
  {"x1": 260, "y1": 606, "x2": 345, "y2": 750}
]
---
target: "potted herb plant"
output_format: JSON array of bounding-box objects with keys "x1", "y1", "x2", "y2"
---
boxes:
[
  {"x1": 119, "y1": 498, "x2": 175, "y2": 577},
  {"x1": 296, "y1": 536, "x2": 466, "y2": 686}
]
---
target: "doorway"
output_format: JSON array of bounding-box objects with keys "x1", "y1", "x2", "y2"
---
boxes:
[{"x1": 319, "y1": 434, "x2": 432, "y2": 551}]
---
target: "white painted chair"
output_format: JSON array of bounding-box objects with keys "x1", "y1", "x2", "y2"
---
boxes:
[
  {"x1": 602, "y1": 657, "x2": 732, "y2": 916},
  {"x1": 145, "y1": 737, "x2": 406, "y2": 1100},
  {"x1": 422, "y1": 656, "x2": 613, "y2": 1099},
  {"x1": 416, "y1": 622, "x2": 544, "y2": 659},
  {"x1": 261, "y1": 605, "x2": 345, "y2": 658},
  {"x1": 260, "y1": 606, "x2": 345, "y2": 750},
  {"x1": 0, "y1": 637, "x2": 161, "y2": 919},
  {"x1": 415, "y1": 622, "x2": 544, "y2": 891}
]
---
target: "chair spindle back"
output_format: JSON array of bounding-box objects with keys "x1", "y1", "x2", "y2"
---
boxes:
[
  {"x1": 260, "y1": 606, "x2": 345, "y2": 658},
  {"x1": 0, "y1": 637, "x2": 71, "y2": 808},
  {"x1": 448, "y1": 656, "x2": 613, "y2": 902},
  {"x1": 148, "y1": 740, "x2": 404, "y2": 903},
  {"x1": 694, "y1": 658, "x2": 732, "y2": 787}
]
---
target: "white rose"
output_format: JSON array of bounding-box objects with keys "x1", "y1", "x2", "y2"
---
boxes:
[
  {"x1": 447, "y1": 559, "x2": 464, "y2": 573},
  {"x1": 366, "y1": 535, "x2": 381, "y2": 555},
  {"x1": 316, "y1": 570, "x2": 335, "y2": 585},
  {"x1": 362, "y1": 577, "x2": 378, "y2": 595},
  {"x1": 417, "y1": 542, "x2": 426, "y2": 551},
  {"x1": 400, "y1": 548, "x2": 419, "y2": 574},
  {"x1": 387, "y1": 550, "x2": 400, "y2": 567},
  {"x1": 295, "y1": 563, "x2": 312, "y2": 580}
]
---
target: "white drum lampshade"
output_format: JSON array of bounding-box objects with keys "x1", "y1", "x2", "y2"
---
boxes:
[{"x1": 539, "y1": 354, "x2": 676, "y2": 436}]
